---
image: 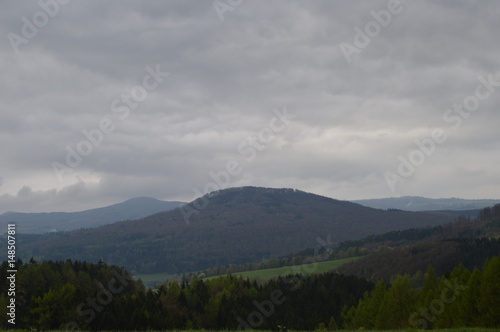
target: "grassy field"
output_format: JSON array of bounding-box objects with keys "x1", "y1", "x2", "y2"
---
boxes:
[
  {"x1": 135, "y1": 256, "x2": 361, "y2": 285},
  {"x1": 227, "y1": 256, "x2": 361, "y2": 281}
]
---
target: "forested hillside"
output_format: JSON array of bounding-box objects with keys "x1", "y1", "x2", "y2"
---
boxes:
[
  {"x1": 3, "y1": 204, "x2": 499, "y2": 330},
  {"x1": 17, "y1": 187, "x2": 456, "y2": 274},
  {"x1": 337, "y1": 238, "x2": 500, "y2": 281},
  {"x1": 337, "y1": 204, "x2": 500, "y2": 280},
  {"x1": 193, "y1": 204, "x2": 500, "y2": 281}
]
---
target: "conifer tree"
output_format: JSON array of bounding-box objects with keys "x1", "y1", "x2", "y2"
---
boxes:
[
  {"x1": 460, "y1": 267, "x2": 482, "y2": 327},
  {"x1": 31, "y1": 283, "x2": 78, "y2": 329},
  {"x1": 328, "y1": 316, "x2": 338, "y2": 330},
  {"x1": 375, "y1": 276, "x2": 416, "y2": 329},
  {"x1": 479, "y1": 256, "x2": 500, "y2": 326}
]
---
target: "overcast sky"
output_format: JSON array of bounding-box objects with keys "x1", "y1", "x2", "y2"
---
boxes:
[{"x1": 1, "y1": 0, "x2": 499, "y2": 213}]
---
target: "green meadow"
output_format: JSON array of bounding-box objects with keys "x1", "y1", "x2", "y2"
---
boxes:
[
  {"x1": 135, "y1": 256, "x2": 361, "y2": 286},
  {"x1": 227, "y1": 256, "x2": 361, "y2": 281}
]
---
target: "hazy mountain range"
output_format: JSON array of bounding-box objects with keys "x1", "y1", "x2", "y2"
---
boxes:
[
  {"x1": 0, "y1": 197, "x2": 184, "y2": 234},
  {"x1": 353, "y1": 196, "x2": 500, "y2": 212},
  {"x1": 17, "y1": 187, "x2": 458, "y2": 274},
  {"x1": 3, "y1": 192, "x2": 498, "y2": 235}
]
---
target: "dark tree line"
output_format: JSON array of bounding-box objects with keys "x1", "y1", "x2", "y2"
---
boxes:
[
  {"x1": 0, "y1": 259, "x2": 142, "y2": 330},
  {"x1": 1, "y1": 259, "x2": 372, "y2": 330},
  {"x1": 2, "y1": 255, "x2": 499, "y2": 330}
]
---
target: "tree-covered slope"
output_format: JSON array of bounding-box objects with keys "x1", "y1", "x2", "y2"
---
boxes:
[
  {"x1": 17, "y1": 187, "x2": 456, "y2": 274},
  {"x1": 337, "y1": 204, "x2": 500, "y2": 280}
]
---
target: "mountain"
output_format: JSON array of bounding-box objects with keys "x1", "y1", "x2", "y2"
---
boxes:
[
  {"x1": 0, "y1": 197, "x2": 185, "y2": 234},
  {"x1": 17, "y1": 187, "x2": 456, "y2": 274},
  {"x1": 352, "y1": 196, "x2": 500, "y2": 212}
]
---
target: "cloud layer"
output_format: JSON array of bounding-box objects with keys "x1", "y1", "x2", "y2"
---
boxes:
[{"x1": 1, "y1": 0, "x2": 499, "y2": 213}]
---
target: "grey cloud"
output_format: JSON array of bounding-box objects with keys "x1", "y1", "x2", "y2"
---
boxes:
[{"x1": 0, "y1": 0, "x2": 499, "y2": 213}]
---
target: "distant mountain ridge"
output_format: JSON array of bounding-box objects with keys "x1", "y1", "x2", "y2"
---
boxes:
[
  {"x1": 18, "y1": 186, "x2": 457, "y2": 274},
  {"x1": 0, "y1": 197, "x2": 185, "y2": 234},
  {"x1": 352, "y1": 196, "x2": 500, "y2": 212}
]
